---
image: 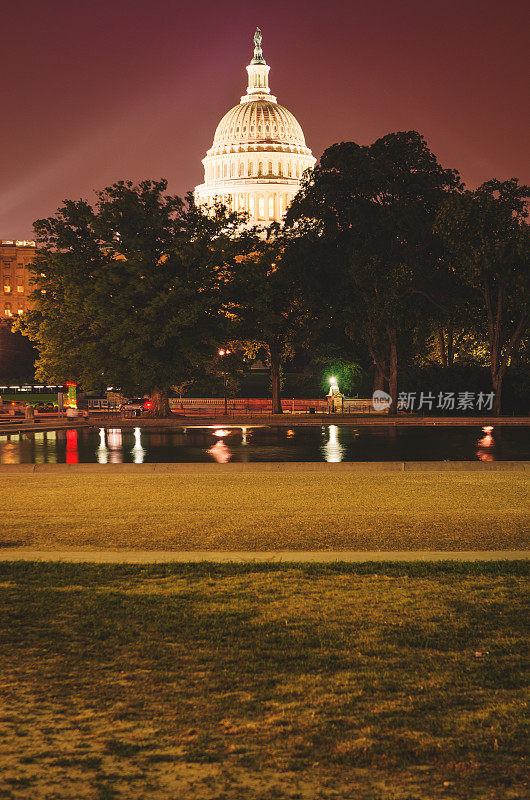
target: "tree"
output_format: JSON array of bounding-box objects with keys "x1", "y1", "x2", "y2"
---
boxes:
[
  {"x1": 19, "y1": 180, "x2": 246, "y2": 416},
  {"x1": 228, "y1": 225, "x2": 316, "y2": 414},
  {"x1": 287, "y1": 132, "x2": 462, "y2": 412},
  {"x1": 436, "y1": 179, "x2": 530, "y2": 413}
]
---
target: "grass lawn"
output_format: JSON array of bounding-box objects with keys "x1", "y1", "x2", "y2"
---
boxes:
[
  {"x1": 0, "y1": 561, "x2": 527, "y2": 799},
  {"x1": 1, "y1": 471, "x2": 529, "y2": 550}
]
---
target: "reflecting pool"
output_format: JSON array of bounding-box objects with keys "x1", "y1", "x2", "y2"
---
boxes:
[{"x1": 0, "y1": 424, "x2": 529, "y2": 464}]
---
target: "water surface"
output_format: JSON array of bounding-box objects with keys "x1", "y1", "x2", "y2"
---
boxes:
[{"x1": 0, "y1": 424, "x2": 528, "y2": 464}]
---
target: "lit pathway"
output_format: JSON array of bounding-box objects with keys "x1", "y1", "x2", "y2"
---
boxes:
[{"x1": 0, "y1": 549, "x2": 527, "y2": 563}]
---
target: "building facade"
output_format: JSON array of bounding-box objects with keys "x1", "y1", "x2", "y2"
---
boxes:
[
  {"x1": 194, "y1": 29, "x2": 316, "y2": 224},
  {"x1": 0, "y1": 239, "x2": 36, "y2": 318}
]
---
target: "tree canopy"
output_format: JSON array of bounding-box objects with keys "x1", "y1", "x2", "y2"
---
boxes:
[
  {"x1": 287, "y1": 131, "x2": 463, "y2": 411},
  {"x1": 16, "y1": 136, "x2": 529, "y2": 417},
  {"x1": 19, "y1": 180, "x2": 249, "y2": 414},
  {"x1": 436, "y1": 178, "x2": 530, "y2": 413}
]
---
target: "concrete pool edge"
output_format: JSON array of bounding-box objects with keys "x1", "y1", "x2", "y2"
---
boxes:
[
  {"x1": 1, "y1": 461, "x2": 529, "y2": 473},
  {"x1": 0, "y1": 549, "x2": 528, "y2": 563},
  {"x1": 1, "y1": 416, "x2": 529, "y2": 435}
]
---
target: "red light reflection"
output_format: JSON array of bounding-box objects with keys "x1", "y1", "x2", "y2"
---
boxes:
[{"x1": 66, "y1": 429, "x2": 78, "y2": 464}]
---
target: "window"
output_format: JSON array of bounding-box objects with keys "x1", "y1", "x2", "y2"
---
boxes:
[
  {"x1": 268, "y1": 161, "x2": 273, "y2": 175},
  {"x1": 278, "y1": 196, "x2": 284, "y2": 218},
  {"x1": 278, "y1": 162, "x2": 283, "y2": 177},
  {"x1": 258, "y1": 162, "x2": 263, "y2": 176},
  {"x1": 268, "y1": 196, "x2": 274, "y2": 218},
  {"x1": 238, "y1": 162, "x2": 244, "y2": 177},
  {"x1": 258, "y1": 197, "x2": 265, "y2": 219},
  {"x1": 17, "y1": 308, "x2": 24, "y2": 316},
  {"x1": 248, "y1": 162, "x2": 253, "y2": 176},
  {"x1": 3, "y1": 280, "x2": 11, "y2": 294},
  {"x1": 249, "y1": 195, "x2": 255, "y2": 216},
  {"x1": 17, "y1": 285, "x2": 24, "y2": 293},
  {"x1": 4, "y1": 303, "x2": 12, "y2": 317},
  {"x1": 223, "y1": 164, "x2": 227, "y2": 177}
]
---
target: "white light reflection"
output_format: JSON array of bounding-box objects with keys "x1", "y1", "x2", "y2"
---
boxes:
[
  {"x1": 207, "y1": 440, "x2": 231, "y2": 463},
  {"x1": 241, "y1": 426, "x2": 248, "y2": 445},
  {"x1": 323, "y1": 425, "x2": 344, "y2": 463},
  {"x1": 131, "y1": 427, "x2": 145, "y2": 464},
  {"x1": 97, "y1": 427, "x2": 109, "y2": 464},
  {"x1": 214, "y1": 428, "x2": 231, "y2": 438},
  {"x1": 107, "y1": 428, "x2": 123, "y2": 463}
]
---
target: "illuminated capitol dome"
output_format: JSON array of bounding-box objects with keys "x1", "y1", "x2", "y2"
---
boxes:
[{"x1": 194, "y1": 28, "x2": 316, "y2": 223}]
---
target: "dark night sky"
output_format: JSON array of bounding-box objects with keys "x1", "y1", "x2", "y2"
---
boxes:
[{"x1": 1, "y1": 0, "x2": 528, "y2": 239}]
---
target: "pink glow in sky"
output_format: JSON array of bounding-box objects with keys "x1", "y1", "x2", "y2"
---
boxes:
[{"x1": 1, "y1": 0, "x2": 528, "y2": 238}]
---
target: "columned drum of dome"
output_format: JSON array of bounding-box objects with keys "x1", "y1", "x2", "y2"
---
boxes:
[{"x1": 194, "y1": 28, "x2": 316, "y2": 224}]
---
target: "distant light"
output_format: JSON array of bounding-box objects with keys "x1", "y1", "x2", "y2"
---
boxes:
[
  {"x1": 329, "y1": 376, "x2": 337, "y2": 384},
  {"x1": 482, "y1": 425, "x2": 493, "y2": 433},
  {"x1": 218, "y1": 349, "x2": 225, "y2": 356}
]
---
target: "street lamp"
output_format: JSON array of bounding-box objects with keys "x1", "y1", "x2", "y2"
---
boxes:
[{"x1": 218, "y1": 348, "x2": 231, "y2": 415}]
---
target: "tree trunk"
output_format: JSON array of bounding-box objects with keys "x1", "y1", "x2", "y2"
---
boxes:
[
  {"x1": 372, "y1": 363, "x2": 386, "y2": 394},
  {"x1": 150, "y1": 386, "x2": 171, "y2": 417},
  {"x1": 484, "y1": 277, "x2": 528, "y2": 416},
  {"x1": 489, "y1": 312, "x2": 528, "y2": 416},
  {"x1": 491, "y1": 373, "x2": 502, "y2": 416},
  {"x1": 436, "y1": 327, "x2": 447, "y2": 367},
  {"x1": 447, "y1": 321, "x2": 454, "y2": 365},
  {"x1": 269, "y1": 340, "x2": 283, "y2": 415},
  {"x1": 388, "y1": 329, "x2": 398, "y2": 415}
]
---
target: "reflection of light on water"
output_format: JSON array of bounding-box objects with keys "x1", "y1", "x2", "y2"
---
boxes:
[
  {"x1": 97, "y1": 427, "x2": 109, "y2": 464},
  {"x1": 107, "y1": 428, "x2": 123, "y2": 463},
  {"x1": 207, "y1": 440, "x2": 231, "y2": 463},
  {"x1": 131, "y1": 427, "x2": 145, "y2": 464},
  {"x1": 214, "y1": 429, "x2": 230, "y2": 438},
  {"x1": 108, "y1": 429, "x2": 122, "y2": 448},
  {"x1": 0, "y1": 439, "x2": 18, "y2": 465},
  {"x1": 241, "y1": 426, "x2": 248, "y2": 445},
  {"x1": 66, "y1": 429, "x2": 79, "y2": 464},
  {"x1": 286, "y1": 429, "x2": 295, "y2": 438},
  {"x1": 477, "y1": 429, "x2": 495, "y2": 462},
  {"x1": 323, "y1": 425, "x2": 344, "y2": 463}
]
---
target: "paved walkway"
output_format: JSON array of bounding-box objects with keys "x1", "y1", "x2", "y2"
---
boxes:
[{"x1": 0, "y1": 549, "x2": 527, "y2": 563}]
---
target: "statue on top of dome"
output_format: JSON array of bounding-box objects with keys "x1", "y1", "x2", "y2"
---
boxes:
[{"x1": 251, "y1": 27, "x2": 266, "y2": 65}]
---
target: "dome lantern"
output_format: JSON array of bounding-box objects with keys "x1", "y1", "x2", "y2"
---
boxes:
[{"x1": 242, "y1": 28, "x2": 276, "y2": 104}]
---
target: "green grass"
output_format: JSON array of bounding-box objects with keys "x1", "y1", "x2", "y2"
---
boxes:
[
  {"x1": 0, "y1": 561, "x2": 528, "y2": 799},
  {"x1": 1, "y1": 471, "x2": 529, "y2": 550}
]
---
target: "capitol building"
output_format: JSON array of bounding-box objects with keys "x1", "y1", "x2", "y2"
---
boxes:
[{"x1": 194, "y1": 29, "x2": 316, "y2": 224}]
